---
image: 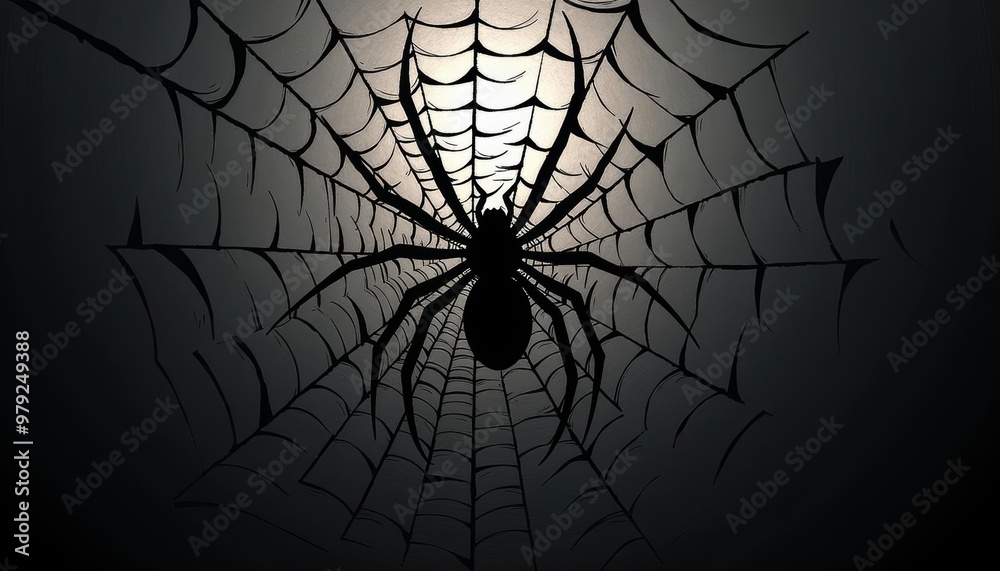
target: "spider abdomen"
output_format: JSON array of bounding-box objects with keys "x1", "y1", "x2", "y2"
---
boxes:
[{"x1": 464, "y1": 276, "x2": 531, "y2": 370}]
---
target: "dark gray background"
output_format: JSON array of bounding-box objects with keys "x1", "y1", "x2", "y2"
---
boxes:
[{"x1": 2, "y1": 0, "x2": 998, "y2": 569}]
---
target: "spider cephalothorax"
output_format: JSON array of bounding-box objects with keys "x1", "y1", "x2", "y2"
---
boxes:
[
  {"x1": 464, "y1": 209, "x2": 531, "y2": 371},
  {"x1": 275, "y1": 17, "x2": 696, "y2": 460}
]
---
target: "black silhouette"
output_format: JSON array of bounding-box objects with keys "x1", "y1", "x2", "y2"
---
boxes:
[
  {"x1": 273, "y1": 20, "x2": 698, "y2": 461},
  {"x1": 21, "y1": 0, "x2": 882, "y2": 564}
]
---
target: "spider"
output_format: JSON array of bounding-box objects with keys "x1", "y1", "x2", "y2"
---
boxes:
[{"x1": 277, "y1": 20, "x2": 696, "y2": 461}]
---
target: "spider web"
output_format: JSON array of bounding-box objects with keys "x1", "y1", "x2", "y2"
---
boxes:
[{"x1": 12, "y1": 0, "x2": 873, "y2": 568}]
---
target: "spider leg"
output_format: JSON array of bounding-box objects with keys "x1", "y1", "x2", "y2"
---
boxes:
[
  {"x1": 511, "y1": 15, "x2": 587, "y2": 234},
  {"x1": 521, "y1": 264, "x2": 605, "y2": 439},
  {"x1": 399, "y1": 14, "x2": 477, "y2": 233},
  {"x1": 517, "y1": 111, "x2": 633, "y2": 245},
  {"x1": 270, "y1": 244, "x2": 464, "y2": 330},
  {"x1": 329, "y1": 127, "x2": 471, "y2": 246},
  {"x1": 369, "y1": 262, "x2": 471, "y2": 437},
  {"x1": 501, "y1": 185, "x2": 517, "y2": 222},
  {"x1": 514, "y1": 273, "x2": 580, "y2": 464},
  {"x1": 475, "y1": 186, "x2": 488, "y2": 223},
  {"x1": 524, "y1": 249, "x2": 699, "y2": 347},
  {"x1": 400, "y1": 271, "x2": 475, "y2": 460}
]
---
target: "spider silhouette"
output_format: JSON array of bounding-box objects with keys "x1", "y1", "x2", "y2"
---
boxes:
[{"x1": 277, "y1": 20, "x2": 696, "y2": 461}]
